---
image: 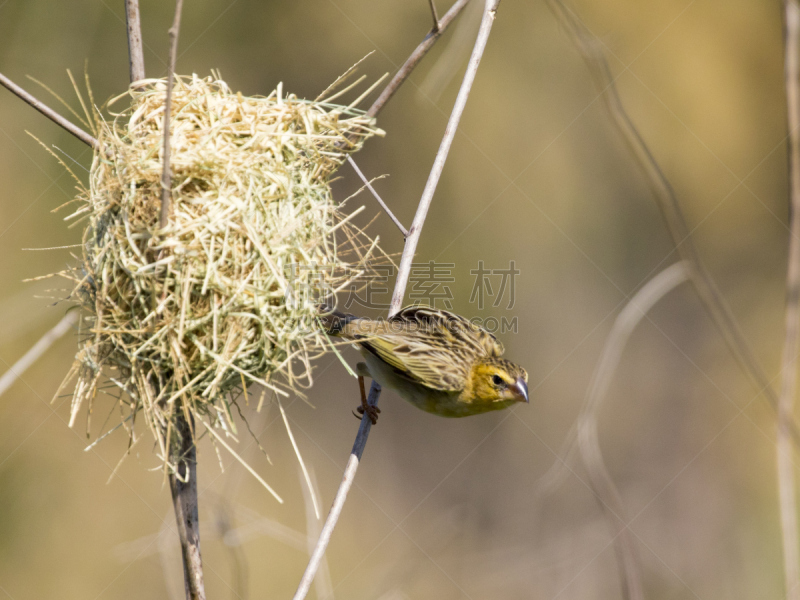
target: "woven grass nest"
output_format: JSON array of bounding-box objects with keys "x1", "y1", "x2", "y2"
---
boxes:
[{"x1": 55, "y1": 73, "x2": 386, "y2": 473}]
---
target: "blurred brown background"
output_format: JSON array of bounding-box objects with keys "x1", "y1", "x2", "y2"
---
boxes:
[{"x1": 0, "y1": 0, "x2": 792, "y2": 598}]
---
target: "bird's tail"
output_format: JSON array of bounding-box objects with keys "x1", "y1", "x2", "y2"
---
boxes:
[{"x1": 318, "y1": 305, "x2": 361, "y2": 336}]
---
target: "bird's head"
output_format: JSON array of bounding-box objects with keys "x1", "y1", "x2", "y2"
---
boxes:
[{"x1": 464, "y1": 357, "x2": 529, "y2": 407}]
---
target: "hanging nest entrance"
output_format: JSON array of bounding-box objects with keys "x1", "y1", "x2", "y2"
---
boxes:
[{"x1": 55, "y1": 73, "x2": 386, "y2": 474}]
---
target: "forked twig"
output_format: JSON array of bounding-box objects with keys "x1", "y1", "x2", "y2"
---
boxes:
[
  {"x1": 546, "y1": 0, "x2": 800, "y2": 443},
  {"x1": 578, "y1": 262, "x2": 688, "y2": 600},
  {"x1": 778, "y1": 2, "x2": 800, "y2": 598},
  {"x1": 125, "y1": 0, "x2": 146, "y2": 83},
  {"x1": 159, "y1": 0, "x2": 184, "y2": 229},
  {"x1": 428, "y1": 0, "x2": 442, "y2": 32},
  {"x1": 0, "y1": 72, "x2": 99, "y2": 151},
  {"x1": 351, "y1": 0, "x2": 476, "y2": 240},
  {"x1": 292, "y1": 2, "x2": 502, "y2": 598},
  {"x1": 367, "y1": 0, "x2": 472, "y2": 118},
  {"x1": 389, "y1": 0, "x2": 499, "y2": 313}
]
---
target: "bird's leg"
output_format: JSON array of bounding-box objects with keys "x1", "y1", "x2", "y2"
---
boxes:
[
  {"x1": 359, "y1": 374, "x2": 367, "y2": 405},
  {"x1": 354, "y1": 375, "x2": 381, "y2": 424}
]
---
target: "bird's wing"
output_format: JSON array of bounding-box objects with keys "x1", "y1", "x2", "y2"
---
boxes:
[
  {"x1": 349, "y1": 306, "x2": 504, "y2": 392},
  {"x1": 362, "y1": 335, "x2": 466, "y2": 390}
]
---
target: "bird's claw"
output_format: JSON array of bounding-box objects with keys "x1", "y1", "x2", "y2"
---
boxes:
[{"x1": 354, "y1": 404, "x2": 381, "y2": 425}]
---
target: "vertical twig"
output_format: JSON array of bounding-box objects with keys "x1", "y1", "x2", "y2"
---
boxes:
[
  {"x1": 292, "y1": 2, "x2": 501, "y2": 598},
  {"x1": 169, "y1": 414, "x2": 205, "y2": 600},
  {"x1": 779, "y1": 2, "x2": 800, "y2": 598},
  {"x1": 156, "y1": 2, "x2": 202, "y2": 598},
  {"x1": 160, "y1": 0, "x2": 184, "y2": 229},
  {"x1": 578, "y1": 262, "x2": 689, "y2": 600},
  {"x1": 125, "y1": 0, "x2": 146, "y2": 83}
]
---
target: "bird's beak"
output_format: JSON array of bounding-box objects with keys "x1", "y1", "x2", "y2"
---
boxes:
[{"x1": 513, "y1": 377, "x2": 529, "y2": 403}]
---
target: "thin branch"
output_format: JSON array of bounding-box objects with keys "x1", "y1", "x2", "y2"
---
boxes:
[
  {"x1": 366, "y1": 0, "x2": 472, "y2": 118},
  {"x1": 546, "y1": 0, "x2": 800, "y2": 444},
  {"x1": 0, "y1": 311, "x2": 78, "y2": 399},
  {"x1": 778, "y1": 3, "x2": 800, "y2": 598},
  {"x1": 293, "y1": 2, "x2": 501, "y2": 598},
  {"x1": 0, "y1": 72, "x2": 99, "y2": 151},
  {"x1": 125, "y1": 0, "x2": 146, "y2": 84},
  {"x1": 346, "y1": 156, "x2": 408, "y2": 237},
  {"x1": 169, "y1": 414, "x2": 205, "y2": 600},
  {"x1": 160, "y1": 0, "x2": 184, "y2": 229},
  {"x1": 578, "y1": 262, "x2": 688, "y2": 600}
]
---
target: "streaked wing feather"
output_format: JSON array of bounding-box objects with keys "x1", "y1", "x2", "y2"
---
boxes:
[{"x1": 359, "y1": 335, "x2": 466, "y2": 391}]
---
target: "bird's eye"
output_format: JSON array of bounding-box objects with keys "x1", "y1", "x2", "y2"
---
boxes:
[{"x1": 492, "y1": 374, "x2": 505, "y2": 386}]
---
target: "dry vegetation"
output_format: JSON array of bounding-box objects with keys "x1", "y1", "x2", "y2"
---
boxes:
[{"x1": 49, "y1": 73, "x2": 386, "y2": 476}]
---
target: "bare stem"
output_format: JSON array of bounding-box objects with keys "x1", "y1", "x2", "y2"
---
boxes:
[
  {"x1": 546, "y1": 0, "x2": 800, "y2": 443},
  {"x1": 0, "y1": 72, "x2": 99, "y2": 151},
  {"x1": 169, "y1": 414, "x2": 205, "y2": 600},
  {"x1": 367, "y1": 0, "x2": 472, "y2": 118},
  {"x1": 293, "y1": 2, "x2": 501, "y2": 598},
  {"x1": 160, "y1": 0, "x2": 184, "y2": 229},
  {"x1": 346, "y1": 156, "x2": 408, "y2": 237},
  {"x1": 779, "y1": 2, "x2": 800, "y2": 598},
  {"x1": 125, "y1": 0, "x2": 146, "y2": 84}
]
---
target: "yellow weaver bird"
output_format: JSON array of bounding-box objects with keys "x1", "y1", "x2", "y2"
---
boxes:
[{"x1": 321, "y1": 305, "x2": 529, "y2": 422}]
